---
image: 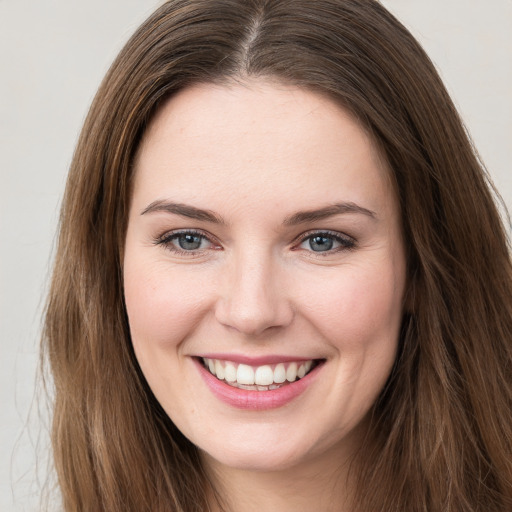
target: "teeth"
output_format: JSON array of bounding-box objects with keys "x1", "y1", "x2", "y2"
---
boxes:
[
  {"x1": 237, "y1": 364, "x2": 255, "y2": 385},
  {"x1": 215, "y1": 360, "x2": 225, "y2": 380},
  {"x1": 286, "y1": 362, "x2": 298, "y2": 382},
  {"x1": 274, "y1": 363, "x2": 286, "y2": 384},
  {"x1": 202, "y1": 357, "x2": 317, "y2": 390},
  {"x1": 254, "y1": 365, "x2": 274, "y2": 386},
  {"x1": 224, "y1": 362, "x2": 237, "y2": 383},
  {"x1": 238, "y1": 383, "x2": 256, "y2": 390}
]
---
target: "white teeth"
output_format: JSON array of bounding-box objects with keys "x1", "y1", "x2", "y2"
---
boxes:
[
  {"x1": 224, "y1": 362, "x2": 237, "y2": 382},
  {"x1": 286, "y1": 362, "x2": 298, "y2": 382},
  {"x1": 215, "y1": 360, "x2": 225, "y2": 380},
  {"x1": 202, "y1": 358, "x2": 317, "y2": 389},
  {"x1": 254, "y1": 365, "x2": 274, "y2": 386},
  {"x1": 237, "y1": 364, "x2": 255, "y2": 385},
  {"x1": 273, "y1": 363, "x2": 286, "y2": 384}
]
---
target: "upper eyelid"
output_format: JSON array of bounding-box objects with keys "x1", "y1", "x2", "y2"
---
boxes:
[{"x1": 294, "y1": 229, "x2": 355, "y2": 243}]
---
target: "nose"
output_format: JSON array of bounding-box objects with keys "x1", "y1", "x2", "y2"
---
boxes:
[{"x1": 214, "y1": 249, "x2": 294, "y2": 337}]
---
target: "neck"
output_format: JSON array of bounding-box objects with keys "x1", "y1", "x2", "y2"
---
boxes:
[{"x1": 202, "y1": 446, "x2": 359, "y2": 512}]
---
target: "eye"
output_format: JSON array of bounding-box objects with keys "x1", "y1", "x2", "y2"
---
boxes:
[
  {"x1": 174, "y1": 233, "x2": 206, "y2": 251},
  {"x1": 155, "y1": 230, "x2": 220, "y2": 255},
  {"x1": 297, "y1": 231, "x2": 355, "y2": 253}
]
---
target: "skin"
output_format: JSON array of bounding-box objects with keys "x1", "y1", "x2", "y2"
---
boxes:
[{"x1": 123, "y1": 80, "x2": 407, "y2": 511}]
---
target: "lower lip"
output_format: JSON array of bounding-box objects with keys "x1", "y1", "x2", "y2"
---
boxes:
[{"x1": 193, "y1": 358, "x2": 322, "y2": 410}]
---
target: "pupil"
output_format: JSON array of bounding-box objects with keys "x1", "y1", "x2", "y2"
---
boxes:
[
  {"x1": 178, "y1": 234, "x2": 202, "y2": 250},
  {"x1": 310, "y1": 236, "x2": 333, "y2": 252}
]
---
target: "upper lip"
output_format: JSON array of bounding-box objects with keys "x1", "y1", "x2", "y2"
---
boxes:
[{"x1": 194, "y1": 353, "x2": 322, "y2": 366}]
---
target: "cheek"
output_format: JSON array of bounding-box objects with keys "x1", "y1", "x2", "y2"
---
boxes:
[
  {"x1": 123, "y1": 260, "x2": 213, "y2": 349},
  {"x1": 304, "y1": 260, "x2": 404, "y2": 417},
  {"x1": 297, "y1": 260, "x2": 405, "y2": 353}
]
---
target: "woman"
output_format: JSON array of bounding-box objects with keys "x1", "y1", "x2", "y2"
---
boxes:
[{"x1": 43, "y1": 0, "x2": 512, "y2": 510}]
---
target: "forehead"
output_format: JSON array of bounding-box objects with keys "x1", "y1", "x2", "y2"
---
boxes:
[{"x1": 132, "y1": 80, "x2": 396, "y2": 218}]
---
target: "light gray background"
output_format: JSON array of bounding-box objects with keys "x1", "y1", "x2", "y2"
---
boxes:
[{"x1": 1, "y1": 1, "x2": 511, "y2": 510}]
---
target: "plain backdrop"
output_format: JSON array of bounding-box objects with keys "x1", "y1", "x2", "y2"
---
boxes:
[{"x1": 1, "y1": 1, "x2": 511, "y2": 510}]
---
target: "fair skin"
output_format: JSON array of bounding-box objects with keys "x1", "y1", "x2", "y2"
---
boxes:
[{"x1": 123, "y1": 80, "x2": 407, "y2": 511}]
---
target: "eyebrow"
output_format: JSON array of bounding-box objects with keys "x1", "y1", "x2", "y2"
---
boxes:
[
  {"x1": 141, "y1": 200, "x2": 376, "y2": 225},
  {"x1": 283, "y1": 203, "x2": 377, "y2": 225},
  {"x1": 141, "y1": 200, "x2": 226, "y2": 224}
]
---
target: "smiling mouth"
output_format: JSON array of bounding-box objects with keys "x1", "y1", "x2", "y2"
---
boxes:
[{"x1": 200, "y1": 357, "x2": 322, "y2": 391}]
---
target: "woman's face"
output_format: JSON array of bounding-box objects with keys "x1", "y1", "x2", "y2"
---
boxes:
[{"x1": 124, "y1": 81, "x2": 406, "y2": 473}]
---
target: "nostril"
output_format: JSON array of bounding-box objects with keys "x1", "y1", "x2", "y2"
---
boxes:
[{"x1": 215, "y1": 305, "x2": 292, "y2": 336}]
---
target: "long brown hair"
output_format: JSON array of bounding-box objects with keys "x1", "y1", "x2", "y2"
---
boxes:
[{"x1": 43, "y1": 1, "x2": 512, "y2": 510}]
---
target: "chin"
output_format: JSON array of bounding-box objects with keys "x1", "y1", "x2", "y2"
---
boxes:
[{"x1": 200, "y1": 440, "x2": 311, "y2": 473}]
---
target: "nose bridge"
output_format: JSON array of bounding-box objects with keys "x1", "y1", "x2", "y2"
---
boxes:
[{"x1": 215, "y1": 244, "x2": 292, "y2": 336}]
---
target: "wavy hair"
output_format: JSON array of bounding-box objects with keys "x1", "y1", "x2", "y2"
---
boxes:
[{"x1": 43, "y1": 0, "x2": 512, "y2": 510}]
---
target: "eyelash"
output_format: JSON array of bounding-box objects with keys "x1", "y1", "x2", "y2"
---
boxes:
[{"x1": 154, "y1": 229, "x2": 356, "y2": 256}]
